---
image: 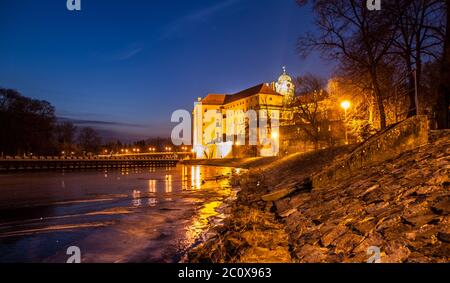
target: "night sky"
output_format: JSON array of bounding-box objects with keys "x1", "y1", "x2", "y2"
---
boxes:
[{"x1": 0, "y1": 0, "x2": 332, "y2": 141}]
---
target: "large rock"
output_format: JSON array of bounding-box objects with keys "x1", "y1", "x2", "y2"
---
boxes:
[{"x1": 261, "y1": 187, "x2": 297, "y2": 202}]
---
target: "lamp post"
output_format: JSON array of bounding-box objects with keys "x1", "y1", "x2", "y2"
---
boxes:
[{"x1": 340, "y1": 100, "x2": 351, "y2": 145}]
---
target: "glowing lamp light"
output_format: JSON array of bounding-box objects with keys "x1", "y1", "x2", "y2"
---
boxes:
[
  {"x1": 271, "y1": 132, "x2": 279, "y2": 139},
  {"x1": 341, "y1": 101, "x2": 351, "y2": 111}
]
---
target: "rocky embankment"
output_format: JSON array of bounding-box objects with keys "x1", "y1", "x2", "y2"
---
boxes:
[{"x1": 188, "y1": 130, "x2": 450, "y2": 263}]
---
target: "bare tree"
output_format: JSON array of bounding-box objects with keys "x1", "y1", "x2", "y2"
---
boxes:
[
  {"x1": 436, "y1": 0, "x2": 450, "y2": 128},
  {"x1": 297, "y1": 0, "x2": 399, "y2": 129},
  {"x1": 55, "y1": 122, "x2": 77, "y2": 153},
  {"x1": 389, "y1": 0, "x2": 445, "y2": 117},
  {"x1": 290, "y1": 74, "x2": 330, "y2": 149},
  {"x1": 78, "y1": 127, "x2": 102, "y2": 154}
]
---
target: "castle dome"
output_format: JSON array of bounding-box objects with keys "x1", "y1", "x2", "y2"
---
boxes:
[
  {"x1": 278, "y1": 66, "x2": 293, "y2": 83},
  {"x1": 275, "y1": 66, "x2": 295, "y2": 105}
]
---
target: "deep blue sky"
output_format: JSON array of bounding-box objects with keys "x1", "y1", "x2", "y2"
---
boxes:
[{"x1": 0, "y1": 0, "x2": 332, "y2": 141}]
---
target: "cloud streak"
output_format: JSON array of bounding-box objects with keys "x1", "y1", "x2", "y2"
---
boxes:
[
  {"x1": 101, "y1": 43, "x2": 145, "y2": 61},
  {"x1": 57, "y1": 117, "x2": 145, "y2": 128},
  {"x1": 161, "y1": 0, "x2": 242, "y2": 39}
]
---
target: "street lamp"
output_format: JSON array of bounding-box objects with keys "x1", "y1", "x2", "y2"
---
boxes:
[
  {"x1": 340, "y1": 100, "x2": 351, "y2": 145},
  {"x1": 341, "y1": 101, "x2": 350, "y2": 115}
]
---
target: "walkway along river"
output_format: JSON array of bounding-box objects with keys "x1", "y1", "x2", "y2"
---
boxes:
[{"x1": 0, "y1": 165, "x2": 237, "y2": 263}]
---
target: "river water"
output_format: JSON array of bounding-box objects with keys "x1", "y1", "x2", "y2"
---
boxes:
[{"x1": 0, "y1": 165, "x2": 236, "y2": 263}]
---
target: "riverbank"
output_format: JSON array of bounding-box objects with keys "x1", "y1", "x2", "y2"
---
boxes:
[
  {"x1": 188, "y1": 130, "x2": 450, "y2": 263},
  {"x1": 187, "y1": 146, "x2": 353, "y2": 262},
  {"x1": 182, "y1": 157, "x2": 278, "y2": 169}
]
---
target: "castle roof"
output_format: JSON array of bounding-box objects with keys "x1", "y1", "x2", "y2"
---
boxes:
[
  {"x1": 201, "y1": 83, "x2": 282, "y2": 106},
  {"x1": 201, "y1": 94, "x2": 228, "y2": 105},
  {"x1": 225, "y1": 83, "x2": 280, "y2": 104}
]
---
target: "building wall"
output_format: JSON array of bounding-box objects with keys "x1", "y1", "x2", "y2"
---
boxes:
[{"x1": 193, "y1": 92, "x2": 284, "y2": 159}]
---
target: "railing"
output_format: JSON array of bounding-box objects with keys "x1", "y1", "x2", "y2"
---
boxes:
[
  {"x1": 0, "y1": 153, "x2": 195, "y2": 172},
  {"x1": 0, "y1": 152, "x2": 194, "y2": 161}
]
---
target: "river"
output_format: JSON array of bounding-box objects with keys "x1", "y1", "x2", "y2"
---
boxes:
[{"x1": 0, "y1": 165, "x2": 237, "y2": 263}]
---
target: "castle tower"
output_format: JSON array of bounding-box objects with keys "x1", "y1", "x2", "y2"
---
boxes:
[{"x1": 275, "y1": 66, "x2": 295, "y2": 106}]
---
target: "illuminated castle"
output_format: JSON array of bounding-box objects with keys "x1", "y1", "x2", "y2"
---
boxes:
[{"x1": 193, "y1": 67, "x2": 295, "y2": 159}]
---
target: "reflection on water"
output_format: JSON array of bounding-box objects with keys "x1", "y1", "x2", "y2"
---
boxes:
[
  {"x1": 148, "y1": 179, "x2": 156, "y2": 193},
  {"x1": 132, "y1": 189, "x2": 142, "y2": 207},
  {"x1": 182, "y1": 166, "x2": 188, "y2": 191},
  {"x1": 186, "y1": 201, "x2": 222, "y2": 242},
  {"x1": 0, "y1": 165, "x2": 235, "y2": 263},
  {"x1": 192, "y1": 166, "x2": 201, "y2": 190},
  {"x1": 165, "y1": 175, "x2": 173, "y2": 193}
]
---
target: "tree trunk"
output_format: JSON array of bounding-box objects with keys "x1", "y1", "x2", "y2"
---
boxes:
[
  {"x1": 436, "y1": 0, "x2": 450, "y2": 129},
  {"x1": 415, "y1": 34, "x2": 422, "y2": 115},
  {"x1": 407, "y1": 66, "x2": 417, "y2": 118},
  {"x1": 370, "y1": 67, "x2": 387, "y2": 129}
]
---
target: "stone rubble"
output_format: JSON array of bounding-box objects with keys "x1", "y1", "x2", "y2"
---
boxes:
[{"x1": 189, "y1": 130, "x2": 450, "y2": 263}]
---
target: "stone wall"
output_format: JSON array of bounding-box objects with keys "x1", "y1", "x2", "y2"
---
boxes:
[
  {"x1": 279, "y1": 122, "x2": 348, "y2": 156},
  {"x1": 313, "y1": 115, "x2": 429, "y2": 188},
  {"x1": 231, "y1": 145, "x2": 258, "y2": 158}
]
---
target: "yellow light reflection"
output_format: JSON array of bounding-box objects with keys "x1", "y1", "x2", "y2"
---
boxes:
[
  {"x1": 191, "y1": 166, "x2": 202, "y2": 190},
  {"x1": 165, "y1": 175, "x2": 173, "y2": 193},
  {"x1": 185, "y1": 201, "x2": 221, "y2": 242},
  {"x1": 193, "y1": 166, "x2": 201, "y2": 190},
  {"x1": 182, "y1": 166, "x2": 189, "y2": 190},
  {"x1": 148, "y1": 179, "x2": 156, "y2": 193},
  {"x1": 191, "y1": 166, "x2": 194, "y2": 190}
]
